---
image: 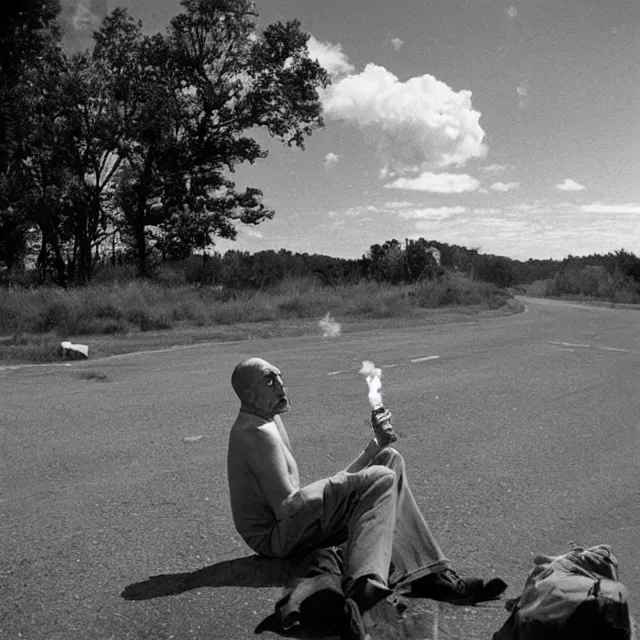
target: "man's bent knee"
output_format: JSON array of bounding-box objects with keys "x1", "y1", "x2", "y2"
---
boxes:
[
  {"x1": 366, "y1": 464, "x2": 396, "y2": 487},
  {"x1": 373, "y1": 447, "x2": 404, "y2": 471}
]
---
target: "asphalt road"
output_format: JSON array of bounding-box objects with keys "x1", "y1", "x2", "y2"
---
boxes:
[{"x1": 1, "y1": 296, "x2": 638, "y2": 639}]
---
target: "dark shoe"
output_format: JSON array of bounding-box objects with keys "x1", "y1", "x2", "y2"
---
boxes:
[
  {"x1": 482, "y1": 577, "x2": 508, "y2": 601},
  {"x1": 410, "y1": 568, "x2": 491, "y2": 605}
]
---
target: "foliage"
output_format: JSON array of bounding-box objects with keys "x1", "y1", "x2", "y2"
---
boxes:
[
  {"x1": 0, "y1": 0, "x2": 63, "y2": 274},
  {"x1": 0, "y1": 0, "x2": 328, "y2": 282},
  {"x1": 0, "y1": 272, "x2": 510, "y2": 340}
]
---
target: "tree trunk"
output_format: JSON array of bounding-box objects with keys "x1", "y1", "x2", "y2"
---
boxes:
[{"x1": 50, "y1": 232, "x2": 67, "y2": 288}]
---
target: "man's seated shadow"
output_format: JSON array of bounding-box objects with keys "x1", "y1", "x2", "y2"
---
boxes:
[
  {"x1": 121, "y1": 553, "x2": 303, "y2": 601},
  {"x1": 121, "y1": 550, "x2": 358, "y2": 638},
  {"x1": 121, "y1": 550, "x2": 425, "y2": 639}
]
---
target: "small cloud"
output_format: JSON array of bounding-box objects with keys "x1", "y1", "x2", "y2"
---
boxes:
[
  {"x1": 344, "y1": 205, "x2": 379, "y2": 217},
  {"x1": 384, "y1": 172, "x2": 480, "y2": 193},
  {"x1": 324, "y1": 152, "x2": 340, "y2": 168},
  {"x1": 327, "y1": 210, "x2": 340, "y2": 218},
  {"x1": 390, "y1": 37, "x2": 404, "y2": 51},
  {"x1": 398, "y1": 206, "x2": 467, "y2": 221},
  {"x1": 307, "y1": 36, "x2": 355, "y2": 79},
  {"x1": 490, "y1": 181, "x2": 520, "y2": 192},
  {"x1": 244, "y1": 228, "x2": 263, "y2": 238},
  {"x1": 61, "y1": 0, "x2": 109, "y2": 51},
  {"x1": 580, "y1": 202, "x2": 640, "y2": 214},
  {"x1": 384, "y1": 201, "x2": 415, "y2": 209},
  {"x1": 481, "y1": 163, "x2": 508, "y2": 174},
  {"x1": 516, "y1": 80, "x2": 529, "y2": 110},
  {"x1": 473, "y1": 207, "x2": 503, "y2": 214},
  {"x1": 556, "y1": 178, "x2": 586, "y2": 192}
]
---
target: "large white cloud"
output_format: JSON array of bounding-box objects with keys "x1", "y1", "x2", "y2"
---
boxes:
[
  {"x1": 322, "y1": 63, "x2": 487, "y2": 174},
  {"x1": 307, "y1": 36, "x2": 355, "y2": 79},
  {"x1": 384, "y1": 172, "x2": 480, "y2": 193}
]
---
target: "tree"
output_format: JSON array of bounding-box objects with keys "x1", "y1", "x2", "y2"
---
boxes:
[
  {"x1": 0, "y1": 0, "x2": 62, "y2": 273},
  {"x1": 404, "y1": 238, "x2": 440, "y2": 282},
  {"x1": 366, "y1": 239, "x2": 404, "y2": 283},
  {"x1": 113, "y1": 0, "x2": 329, "y2": 276},
  {"x1": 474, "y1": 255, "x2": 515, "y2": 287}
]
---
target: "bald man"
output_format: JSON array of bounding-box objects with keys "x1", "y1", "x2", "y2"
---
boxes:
[{"x1": 227, "y1": 357, "x2": 505, "y2": 622}]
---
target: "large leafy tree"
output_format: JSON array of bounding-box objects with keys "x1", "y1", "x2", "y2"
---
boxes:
[
  {"x1": 0, "y1": 0, "x2": 62, "y2": 273},
  {"x1": 114, "y1": 0, "x2": 329, "y2": 275},
  {"x1": 0, "y1": 0, "x2": 328, "y2": 281}
]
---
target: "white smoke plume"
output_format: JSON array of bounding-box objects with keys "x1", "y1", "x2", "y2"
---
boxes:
[
  {"x1": 359, "y1": 360, "x2": 383, "y2": 407},
  {"x1": 319, "y1": 312, "x2": 341, "y2": 338}
]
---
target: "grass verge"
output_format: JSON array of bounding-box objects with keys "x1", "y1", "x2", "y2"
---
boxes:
[{"x1": 0, "y1": 274, "x2": 522, "y2": 364}]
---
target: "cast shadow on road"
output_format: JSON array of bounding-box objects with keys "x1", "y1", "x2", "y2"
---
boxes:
[
  {"x1": 121, "y1": 553, "x2": 301, "y2": 600},
  {"x1": 120, "y1": 554, "x2": 441, "y2": 639},
  {"x1": 121, "y1": 554, "x2": 350, "y2": 638}
]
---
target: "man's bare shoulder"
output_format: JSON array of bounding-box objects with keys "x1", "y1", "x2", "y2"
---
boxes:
[{"x1": 230, "y1": 412, "x2": 282, "y2": 455}]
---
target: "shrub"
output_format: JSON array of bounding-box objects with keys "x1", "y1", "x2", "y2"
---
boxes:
[{"x1": 0, "y1": 270, "x2": 513, "y2": 340}]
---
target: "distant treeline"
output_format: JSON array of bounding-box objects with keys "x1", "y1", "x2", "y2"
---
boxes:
[{"x1": 50, "y1": 238, "x2": 637, "y2": 305}]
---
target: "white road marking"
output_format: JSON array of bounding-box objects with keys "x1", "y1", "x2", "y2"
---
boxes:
[
  {"x1": 411, "y1": 355, "x2": 441, "y2": 363},
  {"x1": 327, "y1": 370, "x2": 345, "y2": 376},
  {"x1": 599, "y1": 346, "x2": 629, "y2": 353},
  {"x1": 381, "y1": 364, "x2": 399, "y2": 368},
  {"x1": 0, "y1": 362, "x2": 72, "y2": 373},
  {"x1": 548, "y1": 341, "x2": 591, "y2": 348}
]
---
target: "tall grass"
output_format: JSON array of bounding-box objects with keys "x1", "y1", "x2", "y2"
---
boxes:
[{"x1": 0, "y1": 273, "x2": 509, "y2": 338}]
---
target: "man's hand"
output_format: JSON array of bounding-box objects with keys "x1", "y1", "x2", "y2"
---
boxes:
[{"x1": 371, "y1": 407, "x2": 398, "y2": 447}]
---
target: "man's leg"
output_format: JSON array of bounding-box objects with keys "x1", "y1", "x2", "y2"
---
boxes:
[
  {"x1": 319, "y1": 465, "x2": 397, "y2": 590},
  {"x1": 368, "y1": 448, "x2": 450, "y2": 588},
  {"x1": 318, "y1": 465, "x2": 398, "y2": 614},
  {"x1": 371, "y1": 448, "x2": 507, "y2": 604},
  {"x1": 255, "y1": 465, "x2": 398, "y2": 621},
  {"x1": 255, "y1": 464, "x2": 398, "y2": 592}
]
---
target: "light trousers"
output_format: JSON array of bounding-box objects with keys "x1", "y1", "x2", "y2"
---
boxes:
[{"x1": 247, "y1": 448, "x2": 450, "y2": 589}]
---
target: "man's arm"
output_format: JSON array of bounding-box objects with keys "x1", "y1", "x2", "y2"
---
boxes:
[
  {"x1": 247, "y1": 426, "x2": 327, "y2": 523},
  {"x1": 343, "y1": 409, "x2": 394, "y2": 473},
  {"x1": 343, "y1": 437, "x2": 381, "y2": 473},
  {"x1": 246, "y1": 428, "x2": 298, "y2": 519}
]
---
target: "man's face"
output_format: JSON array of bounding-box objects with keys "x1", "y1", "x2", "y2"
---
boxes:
[{"x1": 251, "y1": 362, "x2": 291, "y2": 416}]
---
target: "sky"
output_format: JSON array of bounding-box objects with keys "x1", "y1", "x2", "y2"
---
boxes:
[{"x1": 60, "y1": 0, "x2": 640, "y2": 261}]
